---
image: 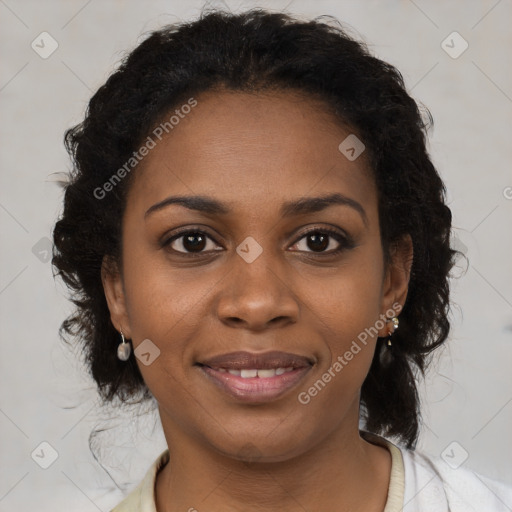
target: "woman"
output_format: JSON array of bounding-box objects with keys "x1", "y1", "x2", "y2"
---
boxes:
[{"x1": 52, "y1": 8, "x2": 512, "y2": 512}]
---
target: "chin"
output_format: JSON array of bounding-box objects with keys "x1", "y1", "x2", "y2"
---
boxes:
[{"x1": 207, "y1": 426, "x2": 313, "y2": 465}]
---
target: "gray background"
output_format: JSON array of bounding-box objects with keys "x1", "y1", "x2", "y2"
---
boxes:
[{"x1": 1, "y1": 0, "x2": 511, "y2": 510}]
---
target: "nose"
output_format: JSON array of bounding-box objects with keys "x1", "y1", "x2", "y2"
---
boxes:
[{"x1": 216, "y1": 253, "x2": 300, "y2": 332}]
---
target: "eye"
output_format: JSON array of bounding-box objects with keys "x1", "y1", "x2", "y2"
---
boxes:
[
  {"x1": 290, "y1": 228, "x2": 352, "y2": 254},
  {"x1": 163, "y1": 230, "x2": 223, "y2": 255}
]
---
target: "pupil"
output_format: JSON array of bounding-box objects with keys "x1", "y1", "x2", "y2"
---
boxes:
[
  {"x1": 184, "y1": 233, "x2": 206, "y2": 252},
  {"x1": 308, "y1": 233, "x2": 328, "y2": 252}
]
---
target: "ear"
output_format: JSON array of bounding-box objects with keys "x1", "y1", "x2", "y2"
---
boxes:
[
  {"x1": 101, "y1": 255, "x2": 132, "y2": 339},
  {"x1": 377, "y1": 234, "x2": 413, "y2": 337}
]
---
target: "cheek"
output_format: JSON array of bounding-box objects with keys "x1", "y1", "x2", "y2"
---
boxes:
[
  {"x1": 121, "y1": 240, "x2": 204, "y2": 337},
  {"x1": 120, "y1": 242, "x2": 215, "y2": 398},
  {"x1": 300, "y1": 251, "x2": 384, "y2": 385},
  {"x1": 305, "y1": 254, "x2": 384, "y2": 337}
]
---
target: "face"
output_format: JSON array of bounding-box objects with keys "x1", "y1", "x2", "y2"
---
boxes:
[{"x1": 102, "y1": 89, "x2": 412, "y2": 462}]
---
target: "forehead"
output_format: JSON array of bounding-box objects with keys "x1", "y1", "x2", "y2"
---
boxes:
[{"x1": 127, "y1": 89, "x2": 377, "y2": 219}]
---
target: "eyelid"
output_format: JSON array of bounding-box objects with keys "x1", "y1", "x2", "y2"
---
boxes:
[{"x1": 292, "y1": 225, "x2": 348, "y2": 241}]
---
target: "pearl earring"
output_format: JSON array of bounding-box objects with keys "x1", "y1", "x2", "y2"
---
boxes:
[
  {"x1": 117, "y1": 329, "x2": 132, "y2": 361},
  {"x1": 386, "y1": 317, "x2": 399, "y2": 347}
]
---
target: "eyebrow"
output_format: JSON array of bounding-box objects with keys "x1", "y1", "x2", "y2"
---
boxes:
[{"x1": 144, "y1": 192, "x2": 368, "y2": 226}]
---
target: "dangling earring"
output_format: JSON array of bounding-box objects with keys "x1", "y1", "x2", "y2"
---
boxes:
[
  {"x1": 379, "y1": 316, "x2": 399, "y2": 367},
  {"x1": 386, "y1": 317, "x2": 399, "y2": 347},
  {"x1": 117, "y1": 329, "x2": 132, "y2": 361}
]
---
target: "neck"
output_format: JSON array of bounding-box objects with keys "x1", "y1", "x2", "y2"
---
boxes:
[{"x1": 155, "y1": 413, "x2": 391, "y2": 512}]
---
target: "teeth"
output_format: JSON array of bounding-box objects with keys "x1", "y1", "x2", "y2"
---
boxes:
[
  {"x1": 240, "y1": 369, "x2": 258, "y2": 378},
  {"x1": 220, "y1": 367, "x2": 295, "y2": 378},
  {"x1": 256, "y1": 369, "x2": 276, "y2": 378}
]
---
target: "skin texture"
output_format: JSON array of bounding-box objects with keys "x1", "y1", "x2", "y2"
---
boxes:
[{"x1": 102, "y1": 89, "x2": 413, "y2": 512}]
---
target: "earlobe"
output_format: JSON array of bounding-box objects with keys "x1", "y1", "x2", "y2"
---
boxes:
[{"x1": 101, "y1": 255, "x2": 132, "y2": 338}]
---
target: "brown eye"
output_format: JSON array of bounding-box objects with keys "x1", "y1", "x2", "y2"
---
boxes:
[
  {"x1": 290, "y1": 228, "x2": 352, "y2": 254},
  {"x1": 165, "y1": 231, "x2": 222, "y2": 254},
  {"x1": 305, "y1": 233, "x2": 330, "y2": 252}
]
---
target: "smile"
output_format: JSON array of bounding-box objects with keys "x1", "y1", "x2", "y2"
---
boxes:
[
  {"x1": 215, "y1": 367, "x2": 295, "y2": 378},
  {"x1": 197, "y1": 350, "x2": 314, "y2": 403}
]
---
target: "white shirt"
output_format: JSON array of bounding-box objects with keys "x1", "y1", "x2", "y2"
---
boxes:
[{"x1": 110, "y1": 430, "x2": 512, "y2": 511}]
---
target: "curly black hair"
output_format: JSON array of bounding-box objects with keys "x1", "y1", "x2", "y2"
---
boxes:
[{"x1": 52, "y1": 8, "x2": 459, "y2": 450}]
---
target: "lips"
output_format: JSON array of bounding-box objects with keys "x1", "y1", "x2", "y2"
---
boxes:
[
  {"x1": 197, "y1": 351, "x2": 314, "y2": 403},
  {"x1": 198, "y1": 350, "x2": 314, "y2": 371}
]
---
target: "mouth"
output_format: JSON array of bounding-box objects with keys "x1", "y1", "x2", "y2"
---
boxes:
[{"x1": 196, "y1": 351, "x2": 314, "y2": 403}]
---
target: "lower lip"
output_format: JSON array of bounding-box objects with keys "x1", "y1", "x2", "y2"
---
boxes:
[{"x1": 199, "y1": 366, "x2": 311, "y2": 403}]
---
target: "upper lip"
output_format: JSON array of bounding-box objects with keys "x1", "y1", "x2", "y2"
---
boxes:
[{"x1": 198, "y1": 351, "x2": 314, "y2": 370}]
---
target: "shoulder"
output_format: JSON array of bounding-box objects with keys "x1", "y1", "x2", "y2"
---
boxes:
[
  {"x1": 109, "y1": 449, "x2": 170, "y2": 512},
  {"x1": 400, "y1": 446, "x2": 512, "y2": 512}
]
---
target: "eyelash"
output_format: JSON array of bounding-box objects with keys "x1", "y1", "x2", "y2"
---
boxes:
[{"x1": 161, "y1": 226, "x2": 354, "y2": 258}]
